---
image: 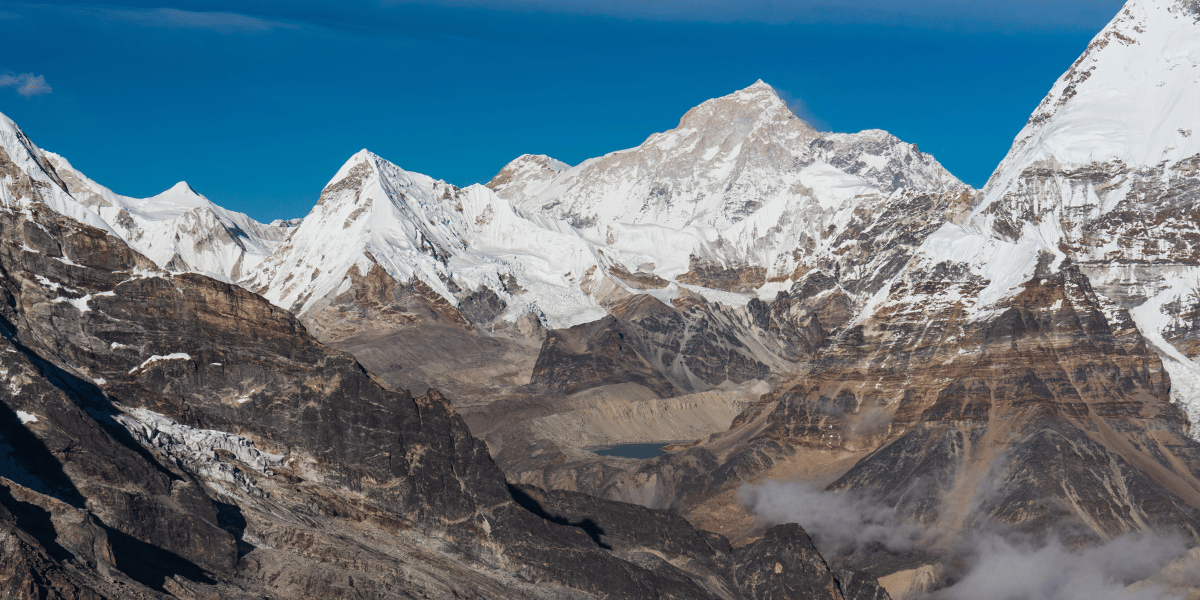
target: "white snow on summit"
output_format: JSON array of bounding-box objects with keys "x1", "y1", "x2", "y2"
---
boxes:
[
  {"x1": 245, "y1": 150, "x2": 609, "y2": 329},
  {"x1": 489, "y1": 80, "x2": 970, "y2": 305},
  {"x1": 0, "y1": 112, "x2": 116, "y2": 235},
  {"x1": 503, "y1": 80, "x2": 964, "y2": 233},
  {"x1": 43, "y1": 153, "x2": 289, "y2": 280}
]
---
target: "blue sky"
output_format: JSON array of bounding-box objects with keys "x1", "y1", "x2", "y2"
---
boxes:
[{"x1": 1, "y1": 0, "x2": 1125, "y2": 222}]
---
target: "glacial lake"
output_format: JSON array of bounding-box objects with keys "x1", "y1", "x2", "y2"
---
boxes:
[{"x1": 591, "y1": 442, "x2": 676, "y2": 459}]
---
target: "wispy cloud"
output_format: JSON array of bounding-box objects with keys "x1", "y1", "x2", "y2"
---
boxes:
[
  {"x1": 383, "y1": 0, "x2": 1126, "y2": 32},
  {"x1": 769, "y1": 86, "x2": 830, "y2": 132},
  {"x1": 738, "y1": 480, "x2": 929, "y2": 557},
  {"x1": 934, "y1": 534, "x2": 1188, "y2": 600},
  {"x1": 13, "y1": 4, "x2": 299, "y2": 34},
  {"x1": 0, "y1": 73, "x2": 52, "y2": 98}
]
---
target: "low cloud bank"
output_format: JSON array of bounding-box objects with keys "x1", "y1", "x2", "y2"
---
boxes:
[
  {"x1": 739, "y1": 479, "x2": 1190, "y2": 599},
  {"x1": 738, "y1": 480, "x2": 926, "y2": 557},
  {"x1": 936, "y1": 534, "x2": 1187, "y2": 600}
]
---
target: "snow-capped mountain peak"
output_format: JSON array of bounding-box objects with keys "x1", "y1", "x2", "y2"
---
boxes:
[
  {"x1": 497, "y1": 80, "x2": 965, "y2": 236},
  {"x1": 972, "y1": 0, "x2": 1200, "y2": 236},
  {"x1": 41, "y1": 151, "x2": 288, "y2": 280},
  {"x1": 245, "y1": 149, "x2": 609, "y2": 333}
]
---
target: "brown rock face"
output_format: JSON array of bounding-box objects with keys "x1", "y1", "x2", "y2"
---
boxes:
[
  {"x1": 0, "y1": 196, "x2": 855, "y2": 598},
  {"x1": 300, "y1": 257, "x2": 471, "y2": 343},
  {"x1": 531, "y1": 293, "x2": 823, "y2": 399},
  {"x1": 677, "y1": 257, "x2": 768, "y2": 294},
  {"x1": 594, "y1": 259, "x2": 1200, "y2": 579}
]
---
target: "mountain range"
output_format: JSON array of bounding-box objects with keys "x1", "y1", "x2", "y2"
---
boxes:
[{"x1": 2, "y1": 0, "x2": 1200, "y2": 597}]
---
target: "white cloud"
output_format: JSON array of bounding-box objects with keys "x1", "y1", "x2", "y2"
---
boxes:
[
  {"x1": 739, "y1": 479, "x2": 1192, "y2": 598},
  {"x1": 14, "y1": 4, "x2": 298, "y2": 34},
  {"x1": 935, "y1": 534, "x2": 1188, "y2": 600},
  {"x1": 383, "y1": 0, "x2": 1124, "y2": 32},
  {"x1": 738, "y1": 480, "x2": 929, "y2": 557},
  {"x1": 101, "y1": 7, "x2": 299, "y2": 33},
  {"x1": 0, "y1": 73, "x2": 52, "y2": 98}
]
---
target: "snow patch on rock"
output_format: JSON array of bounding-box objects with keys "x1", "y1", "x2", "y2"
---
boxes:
[{"x1": 129, "y1": 352, "x2": 192, "y2": 374}]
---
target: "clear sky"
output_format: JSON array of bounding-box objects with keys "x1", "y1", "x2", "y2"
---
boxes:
[{"x1": 1, "y1": 0, "x2": 1125, "y2": 222}]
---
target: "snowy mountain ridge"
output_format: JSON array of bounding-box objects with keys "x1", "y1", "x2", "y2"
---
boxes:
[
  {"x1": 42, "y1": 152, "x2": 290, "y2": 280},
  {"x1": 498, "y1": 80, "x2": 965, "y2": 232},
  {"x1": 0, "y1": 112, "x2": 116, "y2": 235},
  {"x1": 1, "y1": 111, "x2": 288, "y2": 282},
  {"x1": 242, "y1": 81, "x2": 972, "y2": 337}
]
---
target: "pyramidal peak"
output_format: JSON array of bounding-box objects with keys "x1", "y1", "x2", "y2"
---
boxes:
[
  {"x1": 316, "y1": 148, "x2": 443, "y2": 215},
  {"x1": 246, "y1": 148, "x2": 611, "y2": 332},
  {"x1": 168, "y1": 180, "x2": 199, "y2": 195},
  {"x1": 499, "y1": 79, "x2": 964, "y2": 234},
  {"x1": 674, "y1": 79, "x2": 810, "y2": 135},
  {"x1": 323, "y1": 149, "x2": 378, "y2": 190}
]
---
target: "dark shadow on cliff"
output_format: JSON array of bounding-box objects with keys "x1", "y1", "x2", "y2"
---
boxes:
[
  {"x1": 215, "y1": 500, "x2": 255, "y2": 557},
  {"x1": 105, "y1": 524, "x2": 217, "y2": 591},
  {"x1": 0, "y1": 390, "x2": 86, "y2": 508},
  {"x1": 0, "y1": 483, "x2": 74, "y2": 563},
  {"x1": 0, "y1": 314, "x2": 180, "y2": 487},
  {"x1": 508, "y1": 483, "x2": 612, "y2": 550}
]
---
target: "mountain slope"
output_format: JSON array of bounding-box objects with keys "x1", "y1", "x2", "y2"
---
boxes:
[
  {"x1": 0, "y1": 97, "x2": 882, "y2": 600},
  {"x1": 970, "y1": 0, "x2": 1200, "y2": 430},
  {"x1": 42, "y1": 152, "x2": 290, "y2": 280}
]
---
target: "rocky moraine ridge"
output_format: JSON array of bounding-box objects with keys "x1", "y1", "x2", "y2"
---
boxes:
[{"x1": 3, "y1": 0, "x2": 1200, "y2": 597}]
